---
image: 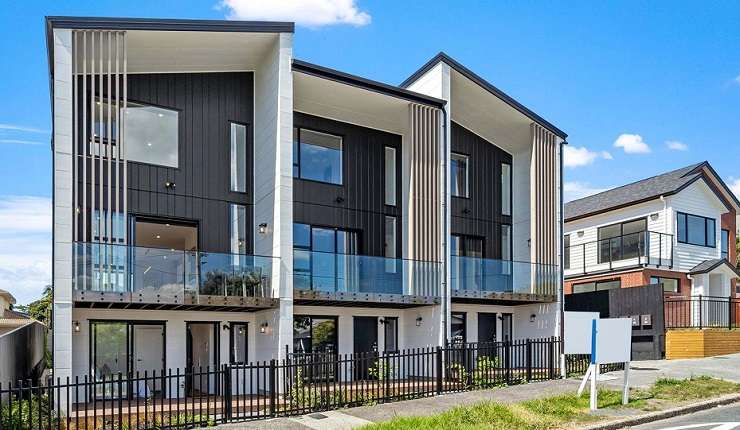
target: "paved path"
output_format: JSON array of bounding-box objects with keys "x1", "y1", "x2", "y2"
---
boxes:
[
  {"x1": 629, "y1": 403, "x2": 740, "y2": 429},
  {"x1": 219, "y1": 353, "x2": 740, "y2": 429}
]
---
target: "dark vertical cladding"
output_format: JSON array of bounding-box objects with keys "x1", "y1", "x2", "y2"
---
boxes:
[
  {"x1": 75, "y1": 72, "x2": 255, "y2": 254},
  {"x1": 450, "y1": 122, "x2": 512, "y2": 259},
  {"x1": 293, "y1": 112, "x2": 402, "y2": 257}
]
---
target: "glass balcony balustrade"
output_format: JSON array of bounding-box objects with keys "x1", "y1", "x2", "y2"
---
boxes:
[
  {"x1": 450, "y1": 256, "x2": 559, "y2": 296},
  {"x1": 73, "y1": 242, "x2": 275, "y2": 301},
  {"x1": 293, "y1": 250, "x2": 441, "y2": 297}
]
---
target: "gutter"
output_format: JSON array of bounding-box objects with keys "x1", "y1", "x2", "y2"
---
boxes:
[
  {"x1": 441, "y1": 107, "x2": 449, "y2": 343},
  {"x1": 559, "y1": 140, "x2": 566, "y2": 375}
]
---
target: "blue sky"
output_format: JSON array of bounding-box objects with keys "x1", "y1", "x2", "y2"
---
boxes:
[{"x1": 1, "y1": 0, "x2": 739, "y2": 304}]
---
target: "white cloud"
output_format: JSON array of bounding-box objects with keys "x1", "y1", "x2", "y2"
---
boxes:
[
  {"x1": 614, "y1": 133, "x2": 651, "y2": 154},
  {"x1": 0, "y1": 139, "x2": 43, "y2": 145},
  {"x1": 0, "y1": 124, "x2": 48, "y2": 134},
  {"x1": 220, "y1": 0, "x2": 371, "y2": 27},
  {"x1": 563, "y1": 146, "x2": 612, "y2": 168},
  {"x1": 734, "y1": 75, "x2": 740, "y2": 84},
  {"x1": 665, "y1": 140, "x2": 688, "y2": 151},
  {"x1": 729, "y1": 178, "x2": 740, "y2": 200},
  {"x1": 0, "y1": 196, "x2": 52, "y2": 305},
  {"x1": 564, "y1": 181, "x2": 608, "y2": 202}
]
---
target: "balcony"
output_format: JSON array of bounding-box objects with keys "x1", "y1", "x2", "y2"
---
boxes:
[
  {"x1": 73, "y1": 242, "x2": 278, "y2": 311},
  {"x1": 450, "y1": 257, "x2": 559, "y2": 303},
  {"x1": 565, "y1": 231, "x2": 673, "y2": 278},
  {"x1": 293, "y1": 251, "x2": 441, "y2": 307}
]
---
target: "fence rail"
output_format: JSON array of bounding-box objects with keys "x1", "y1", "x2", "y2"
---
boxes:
[
  {"x1": 664, "y1": 295, "x2": 739, "y2": 329},
  {"x1": 0, "y1": 338, "x2": 564, "y2": 429}
]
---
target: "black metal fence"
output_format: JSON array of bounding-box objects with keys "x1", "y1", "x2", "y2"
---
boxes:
[
  {"x1": 0, "y1": 337, "x2": 564, "y2": 429},
  {"x1": 664, "y1": 295, "x2": 739, "y2": 329}
]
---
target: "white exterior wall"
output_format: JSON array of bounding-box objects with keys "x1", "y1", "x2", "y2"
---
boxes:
[
  {"x1": 253, "y1": 33, "x2": 294, "y2": 361},
  {"x1": 451, "y1": 303, "x2": 558, "y2": 342},
  {"x1": 52, "y1": 28, "x2": 75, "y2": 383}
]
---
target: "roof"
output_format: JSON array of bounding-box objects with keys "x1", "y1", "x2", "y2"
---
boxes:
[
  {"x1": 292, "y1": 60, "x2": 447, "y2": 109},
  {"x1": 46, "y1": 16, "x2": 294, "y2": 33},
  {"x1": 689, "y1": 259, "x2": 740, "y2": 277},
  {"x1": 565, "y1": 161, "x2": 740, "y2": 222},
  {"x1": 399, "y1": 52, "x2": 567, "y2": 139},
  {"x1": 0, "y1": 289, "x2": 16, "y2": 306}
]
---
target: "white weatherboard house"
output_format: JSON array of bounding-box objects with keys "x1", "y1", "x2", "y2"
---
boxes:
[
  {"x1": 564, "y1": 161, "x2": 739, "y2": 298},
  {"x1": 47, "y1": 17, "x2": 566, "y2": 394}
]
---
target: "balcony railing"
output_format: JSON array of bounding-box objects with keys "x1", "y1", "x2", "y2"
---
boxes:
[
  {"x1": 450, "y1": 256, "x2": 559, "y2": 297},
  {"x1": 293, "y1": 250, "x2": 441, "y2": 297},
  {"x1": 565, "y1": 231, "x2": 673, "y2": 276},
  {"x1": 73, "y1": 242, "x2": 276, "y2": 306}
]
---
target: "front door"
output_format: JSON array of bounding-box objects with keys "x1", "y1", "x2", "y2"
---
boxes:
[
  {"x1": 353, "y1": 317, "x2": 378, "y2": 380},
  {"x1": 186, "y1": 322, "x2": 219, "y2": 396},
  {"x1": 478, "y1": 313, "x2": 497, "y2": 344},
  {"x1": 500, "y1": 313, "x2": 513, "y2": 342}
]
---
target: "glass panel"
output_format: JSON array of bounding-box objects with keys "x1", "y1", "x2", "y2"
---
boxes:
[
  {"x1": 597, "y1": 224, "x2": 622, "y2": 240},
  {"x1": 299, "y1": 129, "x2": 342, "y2": 184},
  {"x1": 124, "y1": 102, "x2": 179, "y2": 168},
  {"x1": 450, "y1": 235, "x2": 461, "y2": 256},
  {"x1": 501, "y1": 163, "x2": 511, "y2": 216},
  {"x1": 706, "y1": 218, "x2": 716, "y2": 247},
  {"x1": 230, "y1": 204, "x2": 247, "y2": 255},
  {"x1": 384, "y1": 318, "x2": 398, "y2": 352},
  {"x1": 450, "y1": 313, "x2": 466, "y2": 344},
  {"x1": 501, "y1": 225, "x2": 511, "y2": 260},
  {"x1": 622, "y1": 219, "x2": 647, "y2": 235},
  {"x1": 450, "y1": 153, "x2": 468, "y2": 197},
  {"x1": 294, "y1": 223, "x2": 311, "y2": 248},
  {"x1": 231, "y1": 323, "x2": 248, "y2": 364},
  {"x1": 385, "y1": 216, "x2": 397, "y2": 258},
  {"x1": 311, "y1": 318, "x2": 337, "y2": 354},
  {"x1": 230, "y1": 123, "x2": 247, "y2": 192},
  {"x1": 293, "y1": 316, "x2": 312, "y2": 353},
  {"x1": 312, "y1": 228, "x2": 336, "y2": 252},
  {"x1": 93, "y1": 210, "x2": 126, "y2": 242},
  {"x1": 573, "y1": 282, "x2": 595, "y2": 294},
  {"x1": 92, "y1": 321, "x2": 128, "y2": 399},
  {"x1": 687, "y1": 214, "x2": 706, "y2": 245},
  {"x1": 722, "y1": 230, "x2": 729, "y2": 259},
  {"x1": 385, "y1": 147, "x2": 397, "y2": 206},
  {"x1": 293, "y1": 128, "x2": 299, "y2": 177},
  {"x1": 596, "y1": 279, "x2": 621, "y2": 290},
  {"x1": 677, "y1": 213, "x2": 687, "y2": 242},
  {"x1": 564, "y1": 235, "x2": 570, "y2": 269}
]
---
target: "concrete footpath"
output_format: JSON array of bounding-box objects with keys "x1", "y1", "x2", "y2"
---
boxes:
[{"x1": 219, "y1": 353, "x2": 740, "y2": 429}]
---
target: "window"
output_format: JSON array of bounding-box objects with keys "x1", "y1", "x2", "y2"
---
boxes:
[
  {"x1": 597, "y1": 218, "x2": 647, "y2": 263},
  {"x1": 451, "y1": 234, "x2": 483, "y2": 257},
  {"x1": 293, "y1": 128, "x2": 343, "y2": 185},
  {"x1": 230, "y1": 322, "x2": 248, "y2": 364},
  {"x1": 501, "y1": 224, "x2": 512, "y2": 261},
  {"x1": 677, "y1": 212, "x2": 716, "y2": 247},
  {"x1": 230, "y1": 204, "x2": 247, "y2": 254},
  {"x1": 451, "y1": 312, "x2": 466, "y2": 344},
  {"x1": 384, "y1": 147, "x2": 397, "y2": 206},
  {"x1": 501, "y1": 162, "x2": 511, "y2": 216},
  {"x1": 293, "y1": 315, "x2": 338, "y2": 354},
  {"x1": 564, "y1": 234, "x2": 570, "y2": 269},
  {"x1": 292, "y1": 223, "x2": 359, "y2": 292},
  {"x1": 384, "y1": 216, "x2": 397, "y2": 258},
  {"x1": 451, "y1": 153, "x2": 469, "y2": 197},
  {"x1": 572, "y1": 279, "x2": 621, "y2": 294},
  {"x1": 230, "y1": 123, "x2": 247, "y2": 193},
  {"x1": 383, "y1": 317, "x2": 398, "y2": 353},
  {"x1": 93, "y1": 209, "x2": 126, "y2": 242},
  {"x1": 721, "y1": 229, "x2": 729, "y2": 260},
  {"x1": 125, "y1": 102, "x2": 179, "y2": 168},
  {"x1": 650, "y1": 276, "x2": 679, "y2": 293}
]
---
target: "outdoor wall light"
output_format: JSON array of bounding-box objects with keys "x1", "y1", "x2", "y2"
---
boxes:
[
  {"x1": 650, "y1": 213, "x2": 659, "y2": 221},
  {"x1": 222, "y1": 324, "x2": 229, "y2": 331},
  {"x1": 258, "y1": 223, "x2": 268, "y2": 235},
  {"x1": 577, "y1": 231, "x2": 584, "y2": 237},
  {"x1": 378, "y1": 318, "x2": 386, "y2": 325},
  {"x1": 529, "y1": 314, "x2": 536, "y2": 323},
  {"x1": 415, "y1": 316, "x2": 423, "y2": 327},
  {"x1": 260, "y1": 321, "x2": 269, "y2": 334},
  {"x1": 73, "y1": 321, "x2": 80, "y2": 333}
]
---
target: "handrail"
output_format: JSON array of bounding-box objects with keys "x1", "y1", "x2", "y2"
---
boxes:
[
  {"x1": 565, "y1": 230, "x2": 674, "y2": 274},
  {"x1": 565, "y1": 230, "x2": 673, "y2": 249}
]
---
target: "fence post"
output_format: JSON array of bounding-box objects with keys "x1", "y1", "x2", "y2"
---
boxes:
[
  {"x1": 269, "y1": 359, "x2": 277, "y2": 417},
  {"x1": 730, "y1": 296, "x2": 734, "y2": 330},
  {"x1": 117, "y1": 373, "x2": 123, "y2": 429},
  {"x1": 698, "y1": 295, "x2": 703, "y2": 330},
  {"x1": 384, "y1": 353, "x2": 391, "y2": 399},
  {"x1": 224, "y1": 364, "x2": 232, "y2": 421},
  {"x1": 526, "y1": 339, "x2": 532, "y2": 382},
  {"x1": 549, "y1": 337, "x2": 555, "y2": 380},
  {"x1": 436, "y1": 346, "x2": 443, "y2": 394}
]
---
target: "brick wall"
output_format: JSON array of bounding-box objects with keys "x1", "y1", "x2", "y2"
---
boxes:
[
  {"x1": 721, "y1": 211, "x2": 737, "y2": 296},
  {"x1": 565, "y1": 268, "x2": 691, "y2": 296}
]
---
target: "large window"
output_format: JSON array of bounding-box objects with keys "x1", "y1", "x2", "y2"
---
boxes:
[
  {"x1": 450, "y1": 312, "x2": 466, "y2": 344},
  {"x1": 501, "y1": 162, "x2": 511, "y2": 216},
  {"x1": 721, "y1": 229, "x2": 729, "y2": 260},
  {"x1": 384, "y1": 216, "x2": 397, "y2": 259},
  {"x1": 650, "y1": 276, "x2": 679, "y2": 293},
  {"x1": 384, "y1": 146, "x2": 397, "y2": 206},
  {"x1": 125, "y1": 102, "x2": 179, "y2": 168},
  {"x1": 451, "y1": 153, "x2": 469, "y2": 198},
  {"x1": 293, "y1": 223, "x2": 359, "y2": 292},
  {"x1": 383, "y1": 317, "x2": 399, "y2": 353},
  {"x1": 230, "y1": 122, "x2": 247, "y2": 193},
  {"x1": 677, "y1": 212, "x2": 715, "y2": 247},
  {"x1": 293, "y1": 316, "x2": 338, "y2": 354},
  {"x1": 230, "y1": 204, "x2": 247, "y2": 255},
  {"x1": 293, "y1": 128, "x2": 343, "y2": 185},
  {"x1": 597, "y1": 218, "x2": 647, "y2": 263},
  {"x1": 450, "y1": 234, "x2": 483, "y2": 257},
  {"x1": 572, "y1": 279, "x2": 621, "y2": 294},
  {"x1": 501, "y1": 224, "x2": 512, "y2": 261}
]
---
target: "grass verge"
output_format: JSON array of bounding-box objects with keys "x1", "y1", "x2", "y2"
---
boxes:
[{"x1": 360, "y1": 376, "x2": 740, "y2": 430}]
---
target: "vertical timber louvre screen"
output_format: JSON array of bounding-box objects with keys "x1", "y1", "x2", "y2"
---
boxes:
[
  {"x1": 408, "y1": 104, "x2": 442, "y2": 296},
  {"x1": 72, "y1": 30, "x2": 127, "y2": 293},
  {"x1": 530, "y1": 123, "x2": 558, "y2": 296}
]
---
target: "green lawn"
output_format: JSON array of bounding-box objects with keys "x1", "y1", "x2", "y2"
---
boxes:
[{"x1": 361, "y1": 376, "x2": 740, "y2": 430}]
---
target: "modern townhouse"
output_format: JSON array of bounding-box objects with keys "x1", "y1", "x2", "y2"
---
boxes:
[
  {"x1": 564, "y1": 161, "x2": 738, "y2": 298},
  {"x1": 48, "y1": 17, "x2": 566, "y2": 393}
]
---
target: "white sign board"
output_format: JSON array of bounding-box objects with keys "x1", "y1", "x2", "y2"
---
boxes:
[
  {"x1": 564, "y1": 311, "x2": 599, "y2": 355},
  {"x1": 594, "y1": 318, "x2": 632, "y2": 364}
]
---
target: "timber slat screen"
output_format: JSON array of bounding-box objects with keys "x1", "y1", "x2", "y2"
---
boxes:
[
  {"x1": 665, "y1": 295, "x2": 739, "y2": 330},
  {"x1": 0, "y1": 338, "x2": 563, "y2": 429}
]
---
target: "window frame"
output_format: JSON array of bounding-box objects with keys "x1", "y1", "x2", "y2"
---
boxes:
[
  {"x1": 596, "y1": 217, "x2": 648, "y2": 264},
  {"x1": 384, "y1": 146, "x2": 397, "y2": 207},
  {"x1": 293, "y1": 315, "x2": 339, "y2": 354},
  {"x1": 650, "y1": 276, "x2": 680, "y2": 294},
  {"x1": 572, "y1": 278, "x2": 621, "y2": 294},
  {"x1": 564, "y1": 234, "x2": 570, "y2": 269},
  {"x1": 382, "y1": 317, "x2": 399, "y2": 353},
  {"x1": 721, "y1": 229, "x2": 730, "y2": 260},
  {"x1": 293, "y1": 127, "x2": 344, "y2": 186},
  {"x1": 676, "y1": 212, "x2": 716, "y2": 248},
  {"x1": 229, "y1": 204, "x2": 248, "y2": 255},
  {"x1": 123, "y1": 99, "x2": 181, "y2": 168},
  {"x1": 501, "y1": 162, "x2": 512, "y2": 216},
  {"x1": 229, "y1": 322, "x2": 248, "y2": 364},
  {"x1": 450, "y1": 152, "x2": 470, "y2": 198},
  {"x1": 229, "y1": 121, "x2": 249, "y2": 193}
]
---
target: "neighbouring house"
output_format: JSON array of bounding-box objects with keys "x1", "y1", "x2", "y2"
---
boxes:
[
  {"x1": 46, "y1": 17, "x2": 566, "y2": 402},
  {"x1": 563, "y1": 161, "x2": 740, "y2": 358},
  {"x1": 0, "y1": 289, "x2": 46, "y2": 384}
]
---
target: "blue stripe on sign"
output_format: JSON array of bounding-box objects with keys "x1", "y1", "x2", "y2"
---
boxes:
[{"x1": 590, "y1": 319, "x2": 597, "y2": 364}]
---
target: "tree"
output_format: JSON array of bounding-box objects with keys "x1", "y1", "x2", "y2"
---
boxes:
[{"x1": 25, "y1": 285, "x2": 53, "y2": 324}]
